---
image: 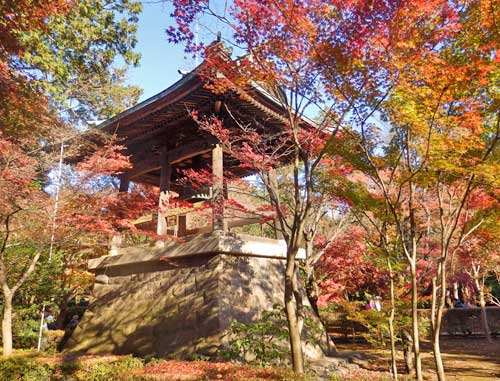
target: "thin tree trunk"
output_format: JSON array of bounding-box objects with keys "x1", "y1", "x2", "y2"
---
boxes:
[
  {"x1": 410, "y1": 260, "x2": 423, "y2": 381},
  {"x1": 388, "y1": 259, "x2": 398, "y2": 380},
  {"x1": 402, "y1": 329, "x2": 414, "y2": 375},
  {"x1": 407, "y1": 180, "x2": 423, "y2": 381},
  {"x1": 432, "y1": 260, "x2": 446, "y2": 381},
  {"x1": 284, "y1": 252, "x2": 304, "y2": 373},
  {"x1": 0, "y1": 250, "x2": 41, "y2": 356},
  {"x1": 475, "y1": 275, "x2": 491, "y2": 343},
  {"x1": 479, "y1": 291, "x2": 491, "y2": 342},
  {"x1": 2, "y1": 292, "x2": 13, "y2": 356},
  {"x1": 292, "y1": 266, "x2": 305, "y2": 339},
  {"x1": 304, "y1": 238, "x2": 337, "y2": 355},
  {"x1": 304, "y1": 258, "x2": 320, "y2": 316},
  {"x1": 56, "y1": 298, "x2": 68, "y2": 330}
]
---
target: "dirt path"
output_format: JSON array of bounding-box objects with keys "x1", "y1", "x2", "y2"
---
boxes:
[{"x1": 335, "y1": 337, "x2": 500, "y2": 380}]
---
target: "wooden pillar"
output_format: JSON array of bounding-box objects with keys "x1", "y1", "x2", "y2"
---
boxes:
[
  {"x1": 111, "y1": 175, "x2": 130, "y2": 255},
  {"x1": 157, "y1": 150, "x2": 172, "y2": 237},
  {"x1": 178, "y1": 215, "x2": 187, "y2": 237},
  {"x1": 119, "y1": 175, "x2": 130, "y2": 193},
  {"x1": 212, "y1": 144, "x2": 226, "y2": 232}
]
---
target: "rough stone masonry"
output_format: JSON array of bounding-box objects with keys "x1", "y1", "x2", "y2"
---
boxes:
[{"x1": 65, "y1": 232, "x2": 331, "y2": 360}]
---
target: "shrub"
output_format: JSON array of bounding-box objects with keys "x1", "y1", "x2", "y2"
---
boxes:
[
  {"x1": 221, "y1": 305, "x2": 289, "y2": 365},
  {"x1": 10, "y1": 305, "x2": 44, "y2": 349},
  {"x1": 324, "y1": 301, "x2": 430, "y2": 348},
  {"x1": 0, "y1": 356, "x2": 53, "y2": 381},
  {"x1": 66, "y1": 356, "x2": 144, "y2": 381},
  {"x1": 221, "y1": 304, "x2": 324, "y2": 366},
  {"x1": 0, "y1": 354, "x2": 144, "y2": 381},
  {"x1": 43, "y1": 330, "x2": 65, "y2": 353}
]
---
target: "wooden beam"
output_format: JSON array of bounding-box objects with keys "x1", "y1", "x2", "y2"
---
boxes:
[
  {"x1": 126, "y1": 114, "x2": 193, "y2": 144},
  {"x1": 127, "y1": 160, "x2": 161, "y2": 181},
  {"x1": 227, "y1": 217, "x2": 261, "y2": 229},
  {"x1": 159, "y1": 149, "x2": 171, "y2": 192},
  {"x1": 125, "y1": 138, "x2": 217, "y2": 180},
  {"x1": 124, "y1": 99, "x2": 214, "y2": 146},
  {"x1": 170, "y1": 147, "x2": 212, "y2": 164},
  {"x1": 138, "y1": 173, "x2": 160, "y2": 187}
]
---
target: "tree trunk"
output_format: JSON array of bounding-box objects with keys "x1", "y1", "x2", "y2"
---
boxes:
[
  {"x1": 432, "y1": 260, "x2": 446, "y2": 381},
  {"x1": 475, "y1": 276, "x2": 491, "y2": 343},
  {"x1": 407, "y1": 182, "x2": 423, "y2": 381},
  {"x1": 56, "y1": 298, "x2": 68, "y2": 330},
  {"x1": 284, "y1": 252, "x2": 304, "y2": 373},
  {"x1": 388, "y1": 260, "x2": 398, "y2": 380},
  {"x1": 0, "y1": 251, "x2": 41, "y2": 355},
  {"x1": 303, "y1": 256, "x2": 337, "y2": 355},
  {"x1": 304, "y1": 260, "x2": 320, "y2": 316},
  {"x1": 432, "y1": 332, "x2": 445, "y2": 381},
  {"x1": 479, "y1": 292, "x2": 491, "y2": 343},
  {"x1": 2, "y1": 292, "x2": 13, "y2": 356},
  {"x1": 410, "y1": 261, "x2": 423, "y2": 381},
  {"x1": 401, "y1": 329, "x2": 414, "y2": 375}
]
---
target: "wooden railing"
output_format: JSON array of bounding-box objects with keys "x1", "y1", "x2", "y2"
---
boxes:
[{"x1": 133, "y1": 210, "x2": 265, "y2": 238}]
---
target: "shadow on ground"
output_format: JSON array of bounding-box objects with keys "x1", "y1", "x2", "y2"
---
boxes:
[{"x1": 335, "y1": 337, "x2": 500, "y2": 381}]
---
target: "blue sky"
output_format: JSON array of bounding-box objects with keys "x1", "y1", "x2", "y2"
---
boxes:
[
  {"x1": 126, "y1": 2, "x2": 187, "y2": 101},
  {"x1": 126, "y1": 1, "x2": 235, "y2": 101},
  {"x1": 127, "y1": 2, "x2": 218, "y2": 102}
]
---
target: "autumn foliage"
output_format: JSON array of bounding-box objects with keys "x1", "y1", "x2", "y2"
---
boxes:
[
  {"x1": 316, "y1": 226, "x2": 387, "y2": 306},
  {"x1": 0, "y1": 1, "x2": 499, "y2": 380},
  {"x1": 0, "y1": 0, "x2": 69, "y2": 142}
]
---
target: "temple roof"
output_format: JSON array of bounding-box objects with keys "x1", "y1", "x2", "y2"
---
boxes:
[
  {"x1": 98, "y1": 64, "x2": 291, "y2": 146},
  {"x1": 87, "y1": 44, "x2": 308, "y2": 192}
]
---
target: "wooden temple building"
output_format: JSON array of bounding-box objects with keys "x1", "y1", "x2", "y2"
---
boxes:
[
  {"x1": 103, "y1": 41, "x2": 298, "y2": 244},
  {"x1": 65, "y1": 43, "x2": 327, "y2": 360}
]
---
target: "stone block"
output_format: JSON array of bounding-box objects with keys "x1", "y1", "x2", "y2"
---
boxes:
[
  {"x1": 172, "y1": 284, "x2": 185, "y2": 297},
  {"x1": 183, "y1": 275, "x2": 196, "y2": 291},
  {"x1": 65, "y1": 244, "x2": 328, "y2": 362},
  {"x1": 195, "y1": 271, "x2": 218, "y2": 289},
  {"x1": 202, "y1": 289, "x2": 219, "y2": 305},
  {"x1": 95, "y1": 274, "x2": 109, "y2": 284},
  {"x1": 199, "y1": 315, "x2": 220, "y2": 333},
  {"x1": 189, "y1": 296, "x2": 205, "y2": 312}
]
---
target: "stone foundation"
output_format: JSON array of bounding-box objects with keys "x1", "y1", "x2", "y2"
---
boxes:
[{"x1": 65, "y1": 233, "x2": 328, "y2": 360}]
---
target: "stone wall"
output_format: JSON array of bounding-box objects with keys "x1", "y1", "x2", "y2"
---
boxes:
[
  {"x1": 324, "y1": 307, "x2": 500, "y2": 340},
  {"x1": 65, "y1": 251, "x2": 328, "y2": 360},
  {"x1": 442, "y1": 307, "x2": 500, "y2": 336}
]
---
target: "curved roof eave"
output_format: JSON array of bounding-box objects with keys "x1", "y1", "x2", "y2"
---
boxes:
[{"x1": 96, "y1": 71, "x2": 199, "y2": 132}]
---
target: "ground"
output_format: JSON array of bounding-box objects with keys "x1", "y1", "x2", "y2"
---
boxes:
[
  {"x1": 0, "y1": 337, "x2": 498, "y2": 380},
  {"x1": 0, "y1": 352, "x2": 382, "y2": 381},
  {"x1": 336, "y1": 337, "x2": 500, "y2": 381}
]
